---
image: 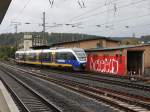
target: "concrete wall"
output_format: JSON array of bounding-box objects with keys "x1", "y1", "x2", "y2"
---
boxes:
[{"x1": 0, "y1": 81, "x2": 19, "y2": 112}]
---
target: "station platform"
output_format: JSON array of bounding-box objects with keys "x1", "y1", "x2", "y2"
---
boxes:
[{"x1": 0, "y1": 81, "x2": 19, "y2": 112}]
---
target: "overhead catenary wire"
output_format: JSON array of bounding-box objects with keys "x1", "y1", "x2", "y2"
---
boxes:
[
  {"x1": 1, "y1": 12, "x2": 150, "y2": 34},
  {"x1": 70, "y1": 0, "x2": 119, "y2": 21},
  {"x1": 95, "y1": 22, "x2": 150, "y2": 37},
  {"x1": 0, "y1": 24, "x2": 13, "y2": 33},
  {"x1": 70, "y1": 0, "x2": 148, "y2": 24},
  {"x1": 13, "y1": 0, "x2": 32, "y2": 20},
  {"x1": 71, "y1": 0, "x2": 148, "y2": 24},
  {"x1": 0, "y1": 0, "x2": 150, "y2": 37},
  {"x1": 8, "y1": 11, "x2": 150, "y2": 34},
  {"x1": 46, "y1": 11, "x2": 150, "y2": 36},
  {"x1": 82, "y1": 12, "x2": 150, "y2": 28}
]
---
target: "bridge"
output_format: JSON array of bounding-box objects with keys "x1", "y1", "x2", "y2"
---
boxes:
[{"x1": 0, "y1": 0, "x2": 12, "y2": 24}]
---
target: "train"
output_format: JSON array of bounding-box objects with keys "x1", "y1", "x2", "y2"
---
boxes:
[{"x1": 15, "y1": 47, "x2": 87, "y2": 71}]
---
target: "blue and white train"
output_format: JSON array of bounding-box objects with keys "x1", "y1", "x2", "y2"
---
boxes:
[{"x1": 15, "y1": 47, "x2": 87, "y2": 71}]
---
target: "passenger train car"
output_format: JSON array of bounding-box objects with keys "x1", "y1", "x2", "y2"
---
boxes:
[{"x1": 15, "y1": 48, "x2": 87, "y2": 71}]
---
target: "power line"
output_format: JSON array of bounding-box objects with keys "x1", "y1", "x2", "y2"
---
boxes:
[
  {"x1": 70, "y1": 0, "x2": 119, "y2": 21},
  {"x1": 72, "y1": 0, "x2": 148, "y2": 23},
  {"x1": 47, "y1": 12, "x2": 150, "y2": 35},
  {"x1": 0, "y1": 24, "x2": 12, "y2": 33},
  {"x1": 70, "y1": 0, "x2": 148, "y2": 24},
  {"x1": 85, "y1": 12, "x2": 150, "y2": 28},
  {"x1": 95, "y1": 22, "x2": 150, "y2": 37},
  {"x1": 13, "y1": 0, "x2": 32, "y2": 20}
]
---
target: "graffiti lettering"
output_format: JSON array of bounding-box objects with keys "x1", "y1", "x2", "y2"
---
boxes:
[{"x1": 90, "y1": 57, "x2": 119, "y2": 74}]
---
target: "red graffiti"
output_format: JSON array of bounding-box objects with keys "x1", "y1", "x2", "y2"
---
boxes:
[{"x1": 86, "y1": 55, "x2": 125, "y2": 75}]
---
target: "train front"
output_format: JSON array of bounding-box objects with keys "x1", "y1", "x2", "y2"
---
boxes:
[{"x1": 73, "y1": 49, "x2": 87, "y2": 71}]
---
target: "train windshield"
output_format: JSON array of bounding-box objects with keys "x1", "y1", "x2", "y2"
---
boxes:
[{"x1": 75, "y1": 51, "x2": 86, "y2": 61}]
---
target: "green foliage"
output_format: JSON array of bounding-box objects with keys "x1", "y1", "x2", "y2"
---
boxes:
[
  {"x1": 0, "y1": 32, "x2": 24, "y2": 46},
  {"x1": 121, "y1": 38, "x2": 140, "y2": 45},
  {"x1": 0, "y1": 46, "x2": 16, "y2": 60},
  {"x1": 48, "y1": 32, "x2": 106, "y2": 45},
  {"x1": 141, "y1": 35, "x2": 150, "y2": 43}
]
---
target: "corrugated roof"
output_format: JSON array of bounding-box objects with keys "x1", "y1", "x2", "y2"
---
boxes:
[
  {"x1": 0, "y1": 0, "x2": 12, "y2": 24},
  {"x1": 85, "y1": 44, "x2": 150, "y2": 52}
]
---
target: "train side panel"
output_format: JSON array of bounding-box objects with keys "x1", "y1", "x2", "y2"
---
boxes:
[{"x1": 15, "y1": 48, "x2": 87, "y2": 71}]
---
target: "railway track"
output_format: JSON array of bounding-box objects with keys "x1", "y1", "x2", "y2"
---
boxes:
[
  {"x1": 41, "y1": 68, "x2": 150, "y2": 92},
  {"x1": 6, "y1": 60, "x2": 150, "y2": 91},
  {"x1": 0, "y1": 66, "x2": 61, "y2": 112},
  {"x1": 1, "y1": 63, "x2": 150, "y2": 112}
]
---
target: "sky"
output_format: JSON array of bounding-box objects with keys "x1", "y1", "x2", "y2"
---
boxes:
[{"x1": 0, "y1": 0, "x2": 150, "y2": 37}]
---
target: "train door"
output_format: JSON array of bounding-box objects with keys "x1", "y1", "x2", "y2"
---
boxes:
[
  {"x1": 51, "y1": 52, "x2": 56, "y2": 63},
  {"x1": 39, "y1": 51, "x2": 43, "y2": 65}
]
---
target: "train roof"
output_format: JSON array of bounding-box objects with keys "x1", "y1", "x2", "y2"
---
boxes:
[
  {"x1": 16, "y1": 48, "x2": 85, "y2": 53},
  {"x1": 15, "y1": 49, "x2": 42, "y2": 54}
]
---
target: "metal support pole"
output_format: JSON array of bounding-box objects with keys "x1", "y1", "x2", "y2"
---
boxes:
[{"x1": 43, "y1": 12, "x2": 46, "y2": 45}]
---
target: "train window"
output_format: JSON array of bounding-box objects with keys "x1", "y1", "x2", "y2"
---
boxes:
[
  {"x1": 39, "y1": 53, "x2": 42, "y2": 60},
  {"x1": 29, "y1": 53, "x2": 34, "y2": 60},
  {"x1": 24, "y1": 54, "x2": 27, "y2": 60},
  {"x1": 56, "y1": 52, "x2": 67, "y2": 60},
  {"x1": 75, "y1": 52, "x2": 86, "y2": 58},
  {"x1": 56, "y1": 52, "x2": 76, "y2": 60},
  {"x1": 62, "y1": 53, "x2": 67, "y2": 60},
  {"x1": 42, "y1": 52, "x2": 51, "y2": 61},
  {"x1": 56, "y1": 52, "x2": 60, "y2": 59},
  {"x1": 19, "y1": 53, "x2": 24, "y2": 60},
  {"x1": 36, "y1": 53, "x2": 39, "y2": 60},
  {"x1": 42, "y1": 53, "x2": 49, "y2": 59},
  {"x1": 25, "y1": 53, "x2": 36, "y2": 61},
  {"x1": 32, "y1": 53, "x2": 37, "y2": 60},
  {"x1": 22, "y1": 54, "x2": 25, "y2": 60},
  {"x1": 26, "y1": 53, "x2": 30, "y2": 60},
  {"x1": 67, "y1": 52, "x2": 76, "y2": 60},
  {"x1": 15, "y1": 53, "x2": 19, "y2": 59}
]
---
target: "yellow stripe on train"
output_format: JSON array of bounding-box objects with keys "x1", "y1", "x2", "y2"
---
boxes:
[{"x1": 17, "y1": 60, "x2": 72, "y2": 67}]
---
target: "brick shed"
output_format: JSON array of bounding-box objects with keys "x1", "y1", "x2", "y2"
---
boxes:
[
  {"x1": 85, "y1": 44, "x2": 150, "y2": 77},
  {"x1": 51, "y1": 37, "x2": 120, "y2": 49}
]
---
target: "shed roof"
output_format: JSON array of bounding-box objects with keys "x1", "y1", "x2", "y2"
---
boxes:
[
  {"x1": 0, "y1": 0, "x2": 12, "y2": 24},
  {"x1": 85, "y1": 44, "x2": 150, "y2": 52},
  {"x1": 51, "y1": 36, "x2": 120, "y2": 46}
]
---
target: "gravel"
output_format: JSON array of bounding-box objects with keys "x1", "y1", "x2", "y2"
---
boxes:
[{"x1": 0, "y1": 67, "x2": 119, "y2": 112}]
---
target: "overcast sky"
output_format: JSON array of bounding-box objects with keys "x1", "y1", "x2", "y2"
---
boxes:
[{"x1": 0, "y1": 0, "x2": 150, "y2": 37}]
